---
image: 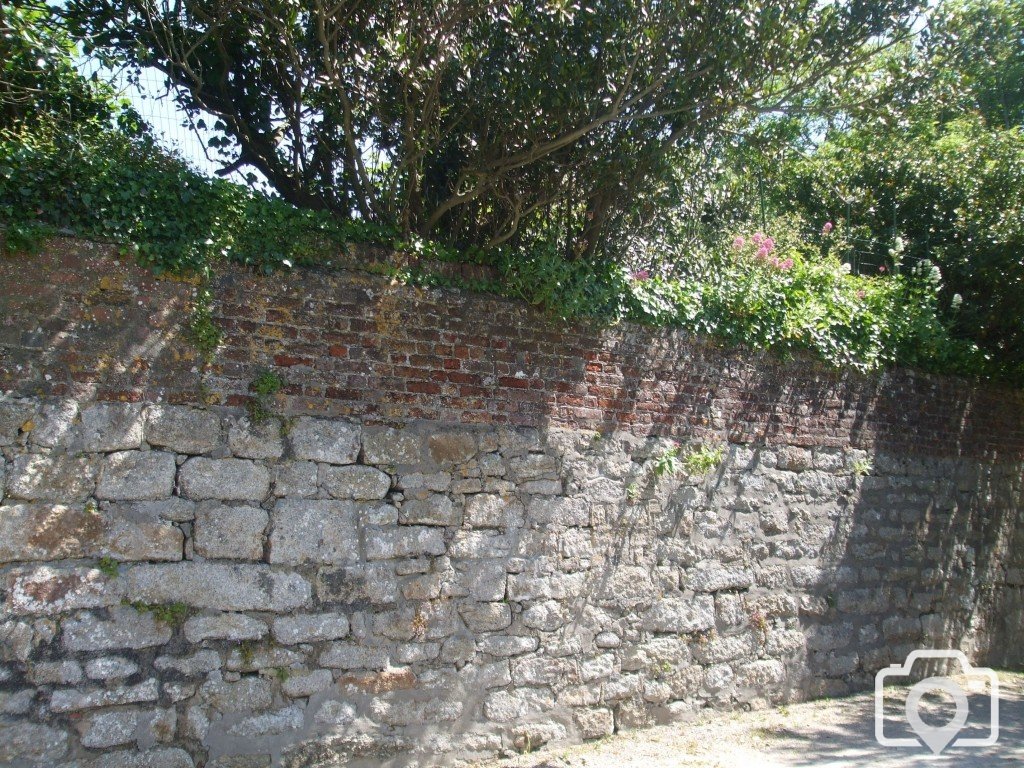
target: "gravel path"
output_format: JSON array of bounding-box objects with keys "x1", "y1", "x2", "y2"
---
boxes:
[{"x1": 480, "y1": 671, "x2": 1023, "y2": 768}]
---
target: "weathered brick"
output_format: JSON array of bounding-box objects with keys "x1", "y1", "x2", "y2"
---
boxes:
[
  {"x1": 6, "y1": 454, "x2": 96, "y2": 501},
  {"x1": 0, "y1": 721, "x2": 68, "y2": 763},
  {"x1": 145, "y1": 405, "x2": 221, "y2": 454},
  {"x1": 5, "y1": 565, "x2": 124, "y2": 615},
  {"x1": 50, "y1": 678, "x2": 160, "y2": 712},
  {"x1": 269, "y1": 499, "x2": 359, "y2": 565},
  {"x1": 465, "y1": 493, "x2": 525, "y2": 528},
  {"x1": 364, "y1": 526, "x2": 446, "y2": 560},
  {"x1": 194, "y1": 504, "x2": 268, "y2": 560},
  {"x1": 321, "y1": 464, "x2": 391, "y2": 500},
  {"x1": 289, "y1": 417, "x2": 360, "y2": 464},
  {"x1": 178, "y1": 457, "x2": 270, "y2": 501},
  {"x1": 80, "y1": 403, "x2": 145, "y2": 452},
  {"x1": 273, "y1": 613, "x2": 350, "y2": 644},
  {"x1": 641, "y1": 596, "x2": 716, "y2": 633},
  {"x1": 201, "y1": 677, "x2": 273, "y2": 712},
  {"x1": 63, "y1": 606, "x2": 173, "y2": 651},
  {"x1": 362, "y1": 426, "x2": 424, "y2": 465},
  {"x1": 124, "y1": 563, "x2": 310, "y2": 612},
  {"x1": 228, "y1": 416, "x2": 285, "y2": 459},
  {"x1": 428, "y1": 431, "x2": 477, "y2": 464},
  {"x1": 0, "y1": 398, "x2": 36, "y2": 446},
  {"x1": 183, "y1": 612, "x2": 268, "y2": 643},
  {"x1": 96, "y1": 450, "x2": 176, "y2": 501},
  {"x1": 399, "y1": 493, "x2": 460, "y2": 526}
]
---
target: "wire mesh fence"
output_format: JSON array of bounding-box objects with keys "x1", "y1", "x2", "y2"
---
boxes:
[{"x1": 77, "y1": 59, "x2": 267, "y2": 189}]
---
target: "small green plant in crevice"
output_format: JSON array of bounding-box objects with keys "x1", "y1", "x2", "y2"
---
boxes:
[
  {"x1": 239, "y1": 640, "x2": 256, "y2": 667},
  {"x1": 681, "y1": 444, "x2": 725, "y2": 476},
  {"x1": 96, "y1": 556, "x2": 120, "y2": 578},
  {"x1": 652, "y1": 444, "x2": 683, "y2": 478},
  {"x1": 274, "y1": 666, "x2": 291, "y2": 682},
  {"x1": 853, "y1": 457, "x2": 874, "y2": 477},
  {"x1": 246, "y1": 396, "x2": 273, "y2": 424},
  {"x1": 127, "y1": 601, "x2": 191, "y2": 628},
  {"x1": 652, "y1": 441, "x2": 725, "y2": 478},
  {"x1": 247, "y1": 369, "x2": 284, "y2": 424},
  {"x1": 691, "y1": 628, "x2": 716, "y2": 646},
  {"x1": 749, "y1": 607, "x2": 770, "y2": 637},
  {"x1": 251, "y1": 370, "x2": 283, "y2": 396},
  {"x1": 188, "y1": 286, "x2": 222, "y2": 363},
  {"x1": 625, "y1": 482, "x2": 641, "y2": 502}
]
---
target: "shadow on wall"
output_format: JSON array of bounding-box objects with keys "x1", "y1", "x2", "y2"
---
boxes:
[
  {"x1": 794, "y1": 450, "x2": 1024, "y2": 683},
  {"x1": 1, "y1": 239, "x2": 1024, "y2": 765},
  {"x1": 0, "y1": 240, "x2": 199, "y2": 402}
]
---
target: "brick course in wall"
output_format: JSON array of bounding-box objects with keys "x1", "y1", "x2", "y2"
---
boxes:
[{"x1": 2, "y1": 238, "x2": 1023, "y2": 459}]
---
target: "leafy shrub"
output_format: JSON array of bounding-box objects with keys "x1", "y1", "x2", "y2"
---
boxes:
[
  {"x1": 0, "y1": 123, "x2": 1000, "y2": 383},
  {"x1": 682, "y1": 445, "x2": 726, "y2": 475},
  {"x1": 0, "y1": 122, "x2": 370, "y2": 275},
  {"x1": 500, "y1": 216, "x2": 988, "y2": 379}
]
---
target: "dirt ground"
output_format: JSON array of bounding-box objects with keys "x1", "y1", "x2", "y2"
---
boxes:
[{"x1": 481, "y1": 671, "x2": 1023, "y2": 768}]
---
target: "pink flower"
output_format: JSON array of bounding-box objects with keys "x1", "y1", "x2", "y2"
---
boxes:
[
  {"x1": 752, "y1": 232, "x2": 765, "y2": 246},
  {"x1": 732, "y1": 236, "x2": 746, "y2": 250},
  {"x1": 756, "y1": 246, "x2": 770, "y2": 260},
  {"x1": 822, "y1": 221, "x2": 834, "y2": 235},
  {"x1": 879, "y1": 265, "x2": 887, "y2": 273},
  {"x1": 856, "y1": 290, "x2": 866, "y2": 299},
  {"x1": 778, "y1": 258, "x2": 794, "y2": 270},
  {"x1": 763, "y1": 237, "x2": 775, "y2": 253},
  {"x1": 631, "y1": 269, "x2": 651, "y2": 281}
]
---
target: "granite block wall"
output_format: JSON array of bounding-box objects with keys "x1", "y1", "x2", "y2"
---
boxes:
[{"x1": 0, "y1": 238, "x2": 1021, "y2": 767}]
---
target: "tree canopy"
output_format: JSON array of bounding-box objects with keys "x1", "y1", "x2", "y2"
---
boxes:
[{"x1": 66, "y1": 0, "x2": 917, "y2": 258}]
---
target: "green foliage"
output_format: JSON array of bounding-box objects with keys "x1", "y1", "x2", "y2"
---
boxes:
[
  {"x1": 853, "y1": 457, "x2": 874, "y2": 476},
  {"x1": 681, "y1": 445, "x2": 726, "y2": 476},
  {"x1": 251, "y1": 370, "x2": 283, "y2": 397},
  {"x1": 0, "y1": 120, "x2": 373, "y2": 275},
  {"x1": 652, "y1": 445, "x2": 683, "y2": 479},
  {"x1": 245, "y1": 398, "x2": 273, "y2": 425},
  {"x1": 67, "y1": 0, "x2": 915, "y2": 257},
  {"x1": 781, "y1": 116, "x2": 1024, "y2": 379},
  {"x1": 239, "y1": 641, "x2": 256, "y2": 667},
  {"x1": 1, "y1": 3, "x2": 122, "y2": 131},
  {"x1": 924, "y1": 0, "x2": 1024, "y2": 129},
  {"x1": 128, "y1": 601, "x2": 191, "y2": 627},
  {"x1": 188, "y1": 287, "x2": 222, "y2": 362},
  {"x1": 499, "y1": 245, "x2": 631, "y2": 322},
  {"x1": 96, "y1": 556, "x2": 119, "y2": 578},
  {"x1": 653, "y1": 442, "x2": 726, "y2": 478},
  {"x1": 768, "y1": 0, "x2": 1024, "y2": 380},
  {"x1": 501, "y1": 218, "x2": 986, "y2": 378},
  {"x1": 247, "y1": 370, "x2": 283, "y2": 424}
]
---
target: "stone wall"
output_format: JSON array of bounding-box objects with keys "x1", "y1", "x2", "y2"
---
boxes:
[{"x1": 0, "y1": 239, "x2": 1022, "y2": 768}]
